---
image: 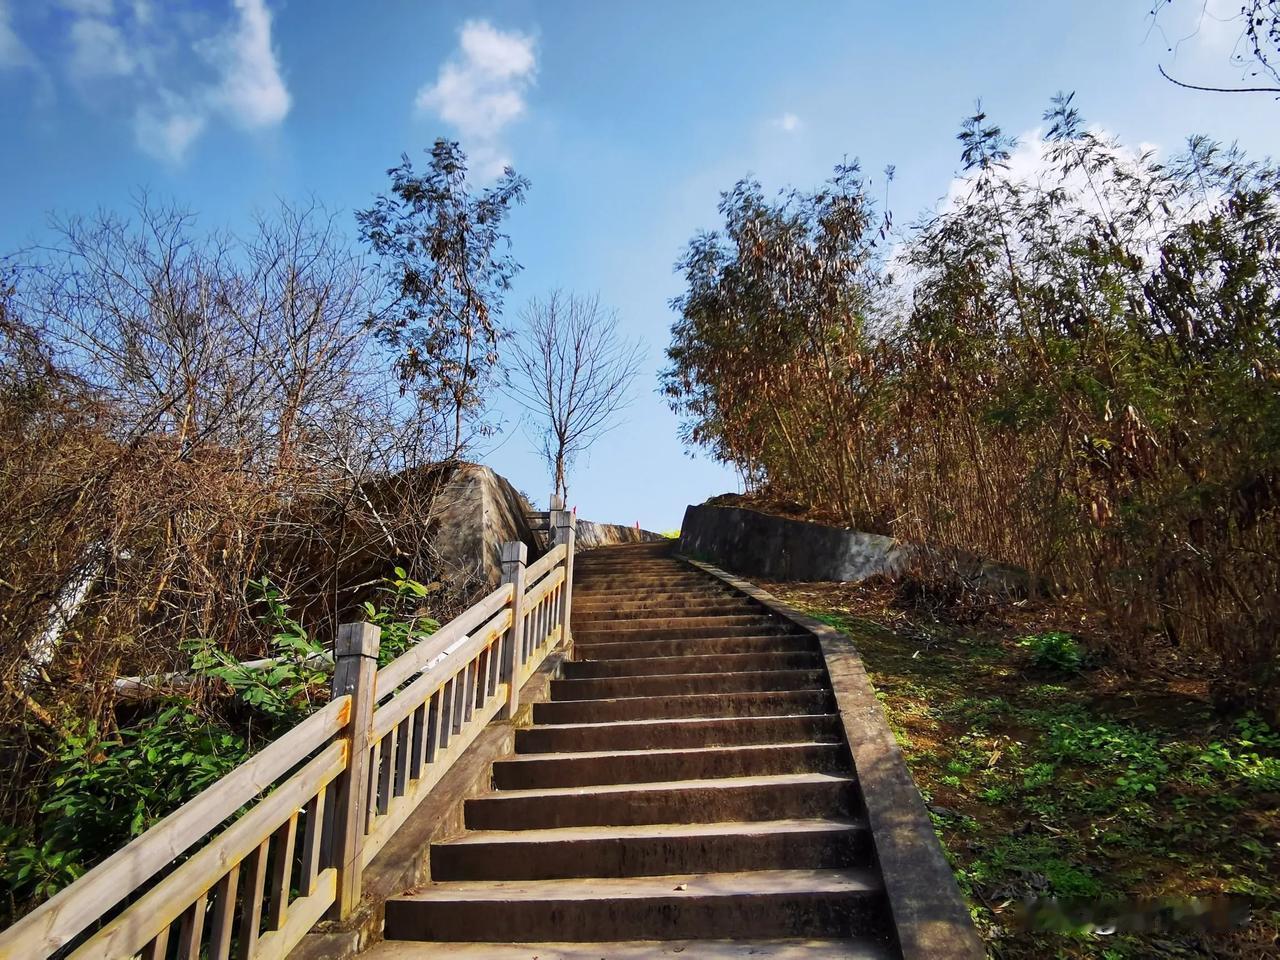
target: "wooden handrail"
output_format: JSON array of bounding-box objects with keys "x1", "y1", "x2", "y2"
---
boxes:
[
  {"x1": 0, "y1": 518, "x2": 576, "y2": 960},
  {"x1": 376, "y1": 582, "x2": 514, "y2": 694},
  {"x1": 525, "y1": 541, "x2": 567, "y2": 584},
  {"x1": 0, "y1": 695, "x2": 350, "y2": 959}
]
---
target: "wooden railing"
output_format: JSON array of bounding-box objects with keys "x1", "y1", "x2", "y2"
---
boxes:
[
  {"x1": 525, "y1": 495, "x2": 565, "y2": 552},
  {"x1": 0, "y1": 510, "x2": 577, "y2": 960}
]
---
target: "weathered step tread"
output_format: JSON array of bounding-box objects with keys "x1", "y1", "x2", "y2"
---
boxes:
[
  {"x1": 492, "y1": 742, "x2": 847, "y2": 790},
  {"x1": 479, "y1": 771, "x2": 856, "y2": 801},
  {"x1": 525, "y1": 712, "x2": 839, "y2": 736},
  {"x1": 563, "y1": 651, "x2": 822, "y2": 678},
  {"x1": 500, "y1": 741, "x2": 840, "y2": 765},
  {"x1": 398, "y1": 867, "x2": 882, "y2": 902},
  {"x1": 532, "y1": 688, "x2": 837, "y2": 723},
  {"x1": 550, "y1": 669, "x2": 827, "y2": 701},
  {"x1": 440, "y1": 817, "x2": 866, "y2": 847},
  {"x1": 366, "y1": 939, "x2": 897, "y2": 958},
  {"x1": 519, "y1": 711, "x2": 839, "y2": 747}
]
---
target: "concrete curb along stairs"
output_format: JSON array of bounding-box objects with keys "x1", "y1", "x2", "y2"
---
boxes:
[{"x1": 364, "y1": 541, "x2": 984, "y2": 959}]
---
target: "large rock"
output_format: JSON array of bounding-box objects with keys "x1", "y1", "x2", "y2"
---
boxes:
[
  {"x1": 430, "y1": 465, "x2": 665, "y2": 587},
  {"x1": 574, "y1": 520, "x2": 666, "y2": 551},
  {"x1": 431, "y1": 464, "x2": 545, "y2": 589}
]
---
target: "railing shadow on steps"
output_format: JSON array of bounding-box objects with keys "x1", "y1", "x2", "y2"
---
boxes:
[{"x1": 0, "y1": 510, "x2": 578, "y2": 960}]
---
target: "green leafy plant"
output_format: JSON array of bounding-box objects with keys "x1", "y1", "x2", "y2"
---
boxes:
[
  {"x1": 0, "y1": 827, "x2": 83, "y2": 906},
  {"x1": 184, "y1": 577, "x2": 327, "y2": 724},
  {"x1": 360, "y1": 567, "x2": 442, "y2": 667},
  {"x1": 13, "y1": 704, "x2": 249, "y2": 906},
  {"x1": 1019, "y1": 631, "x2": 1085, "y2": 673}
]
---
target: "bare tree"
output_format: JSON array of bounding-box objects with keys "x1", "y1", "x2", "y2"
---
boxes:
[
  {"x1": 0, "y1": 197, "x2": 468, "y2": 708},
  {"x1": 505, "y1": 292, "x2": 644, "y2": 503}
]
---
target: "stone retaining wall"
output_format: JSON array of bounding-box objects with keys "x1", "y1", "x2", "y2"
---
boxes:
[
  {"x1": 679, "y1": 503, "x2": 909, "y2": 582},
  {"x1": 680, "y1": 502, "x2": 1038, "y2": 595}
]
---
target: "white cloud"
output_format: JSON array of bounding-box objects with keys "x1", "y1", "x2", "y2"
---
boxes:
[
  {"x1": 134, "y1": 100, "x2": 205, "y2": 162},
  {"x1": 68, "y1": 16, "x2": 136, "y2": 80},
  {"x1": 416, "y1": 20, "x2": 537, "y2": 178},
  {"x1": 0, "y1": 0, "x2": 290, "y2": 162},
  {"x1": 0, "y1": 0, "x2": 35, "y2": 70},
  {"x1": 210, "y1": 0, "x2": 290, "y2": 129},
  {"x1": 60, "y1": 0, "x2": 116, "y2": 15},
  {"x1": 772, "y1": 112, "x2": 803, "y2": 133}
]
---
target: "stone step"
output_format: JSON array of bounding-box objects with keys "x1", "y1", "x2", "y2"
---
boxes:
[
  {"x1": 430, "y1": 818, "x2": 871, "y2": 881},
  {"x1": 572, "y1": 614, "x2": 777, "y2": 633},
  {"x1": 573, "y1": 609, "x2": 758, "y2": 624},
  {"x1": 383, "y1": 868, "x2": 889, "y2": 942},
  {"x1": 562, "y1": 651, "x2": 824, "y2": 679},
  {"x1": 573, "y1": 599, "x2": 757, "y2": 611},
  {"x1": 516, "y1": 713, "x2": 843, "y2": 754},
  {"x1": 576, "y1": 571, "x2": 686, "y2": 579},
  {"x1": 572, "y1": 576, "x2": 723, "y2": 588},
  {"x1": 550, "y1": 669, "x2": 826, "y2": 702},
  {"x1": 574, "y1": 634, "x2": 820, "y2": 661},
  {"x1": 464, "y1": 773, "x2": 859, "y2": 830},
  {"x1": 577, "y1": 561, "x2": 677, "y2": 568},
  {"x1": 492, "y1": 742, "x2": 848, "y2": 790},
  {"x1": 576, "y1": 575, "x2": 713, "y2": 590},
  {"x1": 364, "y1": 937, "x2": 897, "y2": 959},
  {"x1": 573, "y1": 588, "x2": 734, "y2": 604},
  {"x1": 573, "y1": 623, "x2": 804, "y2": 643},
  {"x1": 573, "y1": 601, "x2": 762, "y2": 620},
  {"x1": 532, "y1": 689, "x2": 836, "y2": 724}
]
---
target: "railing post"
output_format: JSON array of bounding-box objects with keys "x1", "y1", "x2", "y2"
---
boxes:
[
  {"x1": 551, "y1": 507, "x2": 576, "y2": 652},
  {"x1": 499, "y1": 541, "x2": 528, "y2": 720},
  {"x1": 329, "y1": 622, "x2": 380, "y2": 920}
]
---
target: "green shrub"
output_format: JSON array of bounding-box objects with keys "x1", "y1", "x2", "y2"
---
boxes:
[
  {"x1": 184, "y1": 577, "x2": 327, "y2": 726},
  {"x1": 32, "y1": 704, "x2": 249, "y2": 897},
  {"x1": 360, "y1": 566, "x2": 442, "y2": 667},
  {"x1": 1019, "y1": 632, "x2": 1085, "y2": 672}
]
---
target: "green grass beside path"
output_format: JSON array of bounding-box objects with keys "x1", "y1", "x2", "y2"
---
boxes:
[{"x1": 762, "y1": 581, "x2": 1280, "y2": 960}]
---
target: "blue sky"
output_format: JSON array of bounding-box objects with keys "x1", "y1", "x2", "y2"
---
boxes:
[{"x1": 2, "y1": 0, "x2": 1275, "y2": 530}]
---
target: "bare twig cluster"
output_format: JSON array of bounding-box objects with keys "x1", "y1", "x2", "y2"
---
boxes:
[{"x1": 505, "y1": 291, "x2": 644, "y2": 503}]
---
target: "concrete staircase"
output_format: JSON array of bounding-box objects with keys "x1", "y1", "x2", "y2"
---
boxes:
[{"x1": 367, "y1": 541, "x2": 900, "y2": 959}]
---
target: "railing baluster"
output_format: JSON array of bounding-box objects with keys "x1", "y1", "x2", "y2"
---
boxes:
[
  {"x1": 409, "y1": 701, "x2": 426, "y2": 782},
  {"x1": 177, "y1": 891, "x2": 207, "y2": 959},
  {"x1": 395, "y1": 715, "x2": 412, "y2": 798},
  {"x1": 453, "y1": 667, "x2": 467, "y2": 734},
  {"x1": 376, "y1": 727, "x2": 394, "y2": 816},
  {"x1": 207, "y1": 867, "x2": 239, "y2": 960},
  {"x1": 267, "y1": 812, "x2": 298, "y2": 931},
  {"x1": 299, "y1": 789, "x2": 325, "y2": 899},
  {"x1": 141, "y1": 924, "x2": 170, "y2": 960},
  {"x1": 462, "y1": 659, "x2": 475, "y2": 723},
  {"x1": 425, "y1": 687, "x2": 442, "y2": 764},
  {"x1": 364, "y1": 739, "x2": 381, "y2": 832},
  {"x1": 237, "y1": 839, "x2": 269, "y2": 959},
  {"x1": 439, "y1": 679, "x2": 454, "y2": 749}
]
